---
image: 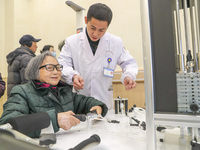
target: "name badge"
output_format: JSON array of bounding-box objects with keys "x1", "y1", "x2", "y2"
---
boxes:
[{"x1": 103, "y1": 67, "x2": 114, "y2": 78}]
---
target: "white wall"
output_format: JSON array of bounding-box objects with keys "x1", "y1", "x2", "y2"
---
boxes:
[
  {"x1": 0, "y1": 0, "x2": 5, "y2": 75},
  {"x1": 0, "y1": 0, "x2": 15, "y2": 77},
  {"x1": 0, "y1": 0, "x2": 143, "y2": 77}
]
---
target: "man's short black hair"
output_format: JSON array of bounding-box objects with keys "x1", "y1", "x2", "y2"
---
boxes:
[
  {"x1": 40, "y1": 45, "x2": 54, "y2": 54},
  {"x1": 87, "y1": 3, "x2": 113, "y2": 26}
]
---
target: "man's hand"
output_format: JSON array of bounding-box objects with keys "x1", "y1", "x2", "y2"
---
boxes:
[
  {"x1": 57, "y1": 111, "x2": 80, "y2": 130},
  {"x1": 73, "y1": 74, "x2": 84, "y2": 90},
  {"x1": 124, "y1": 76, "x2": 137, "y2": 90},
  {"x1": 90, "y1": 106, "x2": 102, "y2": 115}
]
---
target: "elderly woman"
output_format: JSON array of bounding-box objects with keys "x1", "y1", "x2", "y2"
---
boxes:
[{"x1": 0, "y1": 52, "x2": 108, "y2": 137}]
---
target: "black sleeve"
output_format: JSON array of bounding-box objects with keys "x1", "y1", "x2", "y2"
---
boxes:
[{"x1": 0, "y1": 73, "x2": 5, "y2": 98}]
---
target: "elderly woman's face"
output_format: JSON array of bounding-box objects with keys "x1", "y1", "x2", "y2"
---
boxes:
[{"x1": 39, "y1": 56, "x2": 61, "y2": 85}]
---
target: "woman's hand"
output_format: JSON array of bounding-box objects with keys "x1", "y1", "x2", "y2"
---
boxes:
[
  {"x1": 90, "y1": 106, "x2": 102, "y2": 115},
  {"x1": 57, "y1": 111, "x2": 80, "y2": 130}
]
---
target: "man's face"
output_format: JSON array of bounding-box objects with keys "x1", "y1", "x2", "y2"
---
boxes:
[
  {"x1": 86, "y1": 17, "x2": 108, "y2": 42},
  {"x1": 49, "y1": 47, "x2": 55, "y2": 53},
  {"x1": 29, "y1": 41, "x2": 38, "y2": 53}
]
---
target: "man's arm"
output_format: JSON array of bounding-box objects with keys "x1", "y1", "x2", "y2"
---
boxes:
[
  {"x1": 58, "y1": 39, "x2": 80, "y2": 85},
  {"x1": 118, "y1": 45, "x2": 138, "y2": 89}
]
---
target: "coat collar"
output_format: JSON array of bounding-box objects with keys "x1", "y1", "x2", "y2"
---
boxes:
[
  {"x1": 80, "y1": 28, "x2": 109, "y2": 60},
  {"x1": 22, "y1": 46, "x2": 36, "y2": 56},
  {"x1": 31, "y1": 80, "x2": 69, "y2": 90}
]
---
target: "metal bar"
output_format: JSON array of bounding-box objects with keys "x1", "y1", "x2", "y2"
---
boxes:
[
  {"x1": 176, "y1": 0, "x2": 183, "y2": 55},
  {"x1": 194, "y1": 0, "x2": 200, "y2": 53},
  {"x1": 190, "y1": 0, "x2": 198, "y2": 71},
  {"x1": 154, "y1": 113, "x2": 200, "y2": 127},
  {"x1": 115, "y1": 101, "x2": 118, "y2": 114},
  {"x1": 118, "y1": 101, "x2": 121, "y2": 113},
  {"x1": 65, "y1": 1, "x2": 85, "y2": 12},
  {"x1": 125, "y1": 100, "x2": 128, "y2": 114},
  {"x1": 176, "y1": 0, "x2": 185, "y2": 72},
  {"x1": 183, "y1": 0, "x2": 191, "y2": 51},
  {"x1": 140, "y1": 0, "x2": 156, "y2": 150}
]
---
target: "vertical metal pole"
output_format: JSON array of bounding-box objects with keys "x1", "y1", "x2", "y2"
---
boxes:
[
  {"x1": 183, "y1": 0, "x2": 191, "y2": 51},
  {"x1": 65, "y1": 1, "x2": 85, "y2": 33},
  {"x1": 119, "y1": 101, "x2": 121, "y2": 113},
  {"x1": 125, "y1": 100, "x2": 128, "y2": 114},
  {"x1": 76, "y1": 10, "x2": 85, "y2": 33},
  {"x1": 176, "y1": 0, "x2": 185, "y2": 72},
  {"x1": 176, "y1": 0, "x2": 183, "y2": 55},
  {"x1": 194, "y1": 0, "x2": 200, "y2": 53},
  {"x1": 140, "y1": 0, "x2": 156, "y2": 150},
  {"x1": 115, "y1": 100, "x2": 118, "y2": 114},
  {"x1": 190, "y1": 0, "x2": 198, "y2": 71},
  {"x1": 194, "y1": 0, "x2": 200, "y2": 71}
]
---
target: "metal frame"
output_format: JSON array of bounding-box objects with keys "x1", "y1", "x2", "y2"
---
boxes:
[
  {"x1": 140, "y1": 0, "x2": 156, "y2": 149},
  {"x1": 154, "y1": 113, "x2": 200, "y2": 127},
  {"x1": 140, "y1": 0, "x2": 200, "y2": 150},
  {"x1": 65, "y1": 1, "x2": 85, "y2": 33}
]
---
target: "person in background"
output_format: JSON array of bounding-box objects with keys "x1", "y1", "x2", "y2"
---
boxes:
[
  {"x1": 40, "y1": 45, "x2": 56, "y2": 57},
  {"x1": 58, "y1": 3, "x2": 138, "y2": 109},
  {"x1": 0, "y1": 73, "x2": 5, "y2": 98},
  {"x1": 0, "y1": 52, "x2": 108, "y2": 138},
  {"x1": 6, "y1": 34, "x2": 41, "y2": 96},
  {"x1": 58, "y1": 40, "x2": 65, "y2": 52}
]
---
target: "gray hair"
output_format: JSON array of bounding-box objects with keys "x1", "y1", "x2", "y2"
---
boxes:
[{"x1": 25, "y1": 52, "x2": 55, "y2": 81}]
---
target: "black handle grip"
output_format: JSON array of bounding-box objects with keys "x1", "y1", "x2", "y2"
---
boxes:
[
  {"x1": 69, "y1": 134, "x2": 100, "y2": 150},
  {"x1": 7, "y1": 112, "x2": 50, "y2": 135}
]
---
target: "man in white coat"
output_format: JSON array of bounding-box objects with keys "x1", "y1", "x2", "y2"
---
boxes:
[{"x1": 58, "y1": 3, "x2": 138, "y2": 109}]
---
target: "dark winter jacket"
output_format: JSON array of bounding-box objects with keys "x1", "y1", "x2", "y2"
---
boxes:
[
  {"x1": 0, "y1": 73, "x2": 5, "y2": 98},
  {"x1": 6, "y1": 46, "x2": 35, "y2": 96},
  {"x1": 0, "y1": 80, "x2": 108, "y2": 138}
]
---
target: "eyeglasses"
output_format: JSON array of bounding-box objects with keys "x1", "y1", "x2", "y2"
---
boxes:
[{"x1": 39, "y1": 64, "x2": 63, "y2": 71}]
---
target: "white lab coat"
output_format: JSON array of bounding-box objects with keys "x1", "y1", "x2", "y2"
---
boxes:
[{"x1": 58, "y1": 30, "x2": 138, "y2": 109}]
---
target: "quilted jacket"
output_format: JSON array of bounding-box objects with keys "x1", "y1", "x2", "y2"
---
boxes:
[{"x1": 6, "y1": 46, "x2": 35, "y2": 96}]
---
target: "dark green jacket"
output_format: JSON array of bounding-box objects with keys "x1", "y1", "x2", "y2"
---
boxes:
[{"x1": 0, "y1": 80, "x2": 108, "y2": 137}]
